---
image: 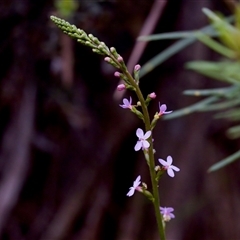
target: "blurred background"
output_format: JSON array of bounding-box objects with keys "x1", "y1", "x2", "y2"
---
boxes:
[{"x1": 0, "y1": 0, "x2": 239, "y2": 239}]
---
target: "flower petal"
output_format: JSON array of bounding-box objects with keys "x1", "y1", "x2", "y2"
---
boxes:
[
  {"x1": 142, "y1": 140, "x2": 150, "y2": 149},
  {"x1": 165, "y1": 110, "x2": 173, "y2": 114},
  {"x1": 160, "y1": 207, "x2": 175, "y2": 220},
  {"x1": 134, "y1": 141, "x2": 142, "y2": 151},
  {"x1": 159, "y1": 159, "x2": 168, "y2": 166},
  {"x1": 119, "y1": 104, "x2": 127, "y2": 108},
  {"x1": 135, "y1": 175, "x2": 141, "y2": 184},
  {"x1": 136, "y1": 128, "x2": 144, "y2": 138},
  {"x1": 144, "y1": 130, "x2": 151, "y2": 139},
  {"x1": 129, "y1": 96, "x2": 132, "y2": 105},
  {"x1": 166, "y1": 156, "x2": 173, "y2": 165},
  {"x1": 133, "y1": 177, "x2": 141, "y2": 188},
  {"x1": 123, "y1": 98, "x2": 129, "y2": 105},
  {"x1": 160, "y1": 104, "x2": 167, "y2": 112},
  {"x1": 127, "y1": 187, "x2": 135, "y2": 197},
  {"x1": 171, "y1": 166, "x2": 180, "y2": 171},
  {"x1": 166, "y1": 207, "x2": 174, "y2": 212},
  {"x1": 167, "y1": 168, "x2": 175, "y2": 177}
]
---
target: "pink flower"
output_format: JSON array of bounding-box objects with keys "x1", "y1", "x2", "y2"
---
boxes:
[
  {"x1": 158, "y1": 156, "x2": 180, "y2": 177},
  {"x1": 127, "y1": 175, "x2": 141, "y2": 197},
  {"x1": 104, "y1": 57, "x2": 111, "y2": 62},
  {"x1": 160, "y1": 207, "x2": 175, "y2": 221},
  {"x1": 149, "y1": 92, "x2": 156, "y2": 99},
  {"x1": 114, "y1": 71, "x2": 121, "y2": 77},
  {"x1": 158, "y1": 102, "x2": 172, "y2": 116},
  {"x1": 134, "y1": 64, "x2": 141, "y2": 71},
  {"x1": 134, "y1": 128, "x2": 151, "y2": 151},
  {"x1": 119, "y1": 97, "x2": 132, "y2": 109},
  {"x1": 117, "y1": 84, "x2": 126, "y2": 91}
]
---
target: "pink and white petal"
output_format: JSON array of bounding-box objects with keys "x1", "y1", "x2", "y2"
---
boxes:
[
  {"x1": 167, "y1": 207, "x2": 174, "y2": 212},
  {"x1": 160, "y1": 207, "x2": 165, "y2": 212},
  {"x1": 171, "y1": 165, "x2": 180, "y2": 171},
  {"x1": 160, "y1": 104, "x2": 167, "y2": 112},
  {"x1": 119, "y1": 104, "x2": 126, "y2": 108},
  {"x1": 133, "y1": 182, "x2": 140, "y2": 188},
  {"x1": 158, "y1": 102, "x2": 162, "y2": 109},
  {"x1": 134, "y1": 141, "x2": 142, "y2": 151},
  {"x1": 136, "y1": 128, "x2": 144, "y2": 138},
  {"x1": 142, "y1": 140, "x2": 150, "y2": 149},
  {"x1": 159, "y1": 159, "x2": 168, "y2": 166},
  {"x1": 167, "y1": 168, "x2": 175, "y2": 177},
  {"x1": 166, "y1": 156, "x2": 173, "y2": 165},
  {"x1": 127, "y1": 187, "x2": 135, "y2": 196},
  {"x1": 144, "y1": 130, "x2": 151, "y2": 139},
  {"x1": 135, "y1": 175, "x2": 141, "y2": 183},
  {"x1": 129, "y1": 96, "x2": 132, "y2": 104},
  {"x1": 133, "y1": 176, "x2": 141, "y2": 187}
]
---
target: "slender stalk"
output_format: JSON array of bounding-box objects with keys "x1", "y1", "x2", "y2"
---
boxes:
[
  {"x1": 122, "y1": 69, "x2": 166, "y2": 240},
  {"x1": 50, "y1": 16, "x2": 167, "y2": 239}
]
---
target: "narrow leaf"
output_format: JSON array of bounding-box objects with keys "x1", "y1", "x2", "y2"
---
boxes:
[{"x1": 208, "y1": 150, "x2": 240, "y2": 172}]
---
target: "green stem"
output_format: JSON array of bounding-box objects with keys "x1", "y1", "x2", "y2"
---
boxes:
[{"x1": 123, "y1": 69, "x2": 166, "y2": 240}]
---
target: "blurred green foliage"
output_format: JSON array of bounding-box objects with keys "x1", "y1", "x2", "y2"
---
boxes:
[
  {"x1": 54, "y1": 0, "x2": 78, "y2": 18},
  {"x1": 139, "y1": 6, "x2": 240, "y2": 171}
]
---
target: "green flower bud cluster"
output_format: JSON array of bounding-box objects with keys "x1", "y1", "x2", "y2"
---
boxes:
[
  {"x1": 50, "y1": 15, "x2": 127, "y2": 70},
  {"x1": 50, "y1": 16, "x2": 110, "y2": 56}
]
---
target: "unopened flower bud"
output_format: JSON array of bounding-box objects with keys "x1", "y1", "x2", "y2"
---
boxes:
[
  {"x1": 117, "y1": 84, "x2": 126, "y2": 91},
  {"x1": 104, "y1": 57, "x2": 111, "y2": 62},
  {"x1": 142, "y1": 182, "x2": 147, "y2": 189},
  {"x1": 117, "y1": 56, "x2": 123, "y2": 62},
  {"x1": 114, "y1": 71, "x2": 121, "y2": 77},
  {"x1": 155, "y1": 165, "x2": 161, "y2": 171},
  {"x1": 149, "y1": 92, "x2": 156, "y2": 99},
  {"x1": 134, "y1": 64, "x2": 141, "y2": 71},
  {"x1": 110, "y1": 47, "x2": 116, "y2": 53},
  {"x1": 133, "y1": 64, "x2": 141, "y2": 84}
]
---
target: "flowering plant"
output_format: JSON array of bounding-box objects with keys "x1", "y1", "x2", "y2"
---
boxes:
[{"x1": 50, "y1": 15, "x2": 180, "y2": 240}]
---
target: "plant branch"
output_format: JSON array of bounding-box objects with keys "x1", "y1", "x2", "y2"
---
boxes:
[{"x1": 122, "y1": 69, "x2": 166, "y2": 240}]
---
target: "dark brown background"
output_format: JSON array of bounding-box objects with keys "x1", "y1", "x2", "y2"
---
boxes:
[{"x1": 0, "y1": 0, "x2": 239, "y2": 239}]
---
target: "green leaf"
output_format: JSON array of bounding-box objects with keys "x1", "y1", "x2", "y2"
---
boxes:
[
  {"x1": 186, "y1": 61, "x2": 240, "y2": 83},
  {"x1": 227, "y1": 125, "x2": 240, "y2": 139},
  {"x1": 138, "y1": 30, "x2": 217, "y2": 41},
  {"x1": 139, "y1": 15, "x2": 233, "y2": 78},
  {"x1": 183, "y1": 86, "x2": 237, "y2": 96},
  {"x1": 194, "y1": 32, "x2": 235, "y2": 58},
  {"x1": 208, "y1": 150, "x2": 240, "y2": 172},
  {"x1": 163, "y1": 96, "x2": 217, "y2": 120},
  {"x1": 140, "y1": 38, "x2": 195, "y2": 78}
]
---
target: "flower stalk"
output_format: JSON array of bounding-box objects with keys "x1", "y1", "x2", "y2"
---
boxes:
[
  {"x1": 121, "y1": 68, "x2": 166, "y2": 240},
  {"x1": 50, "y1": 15, "x2": 180, "y2": 240}
]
